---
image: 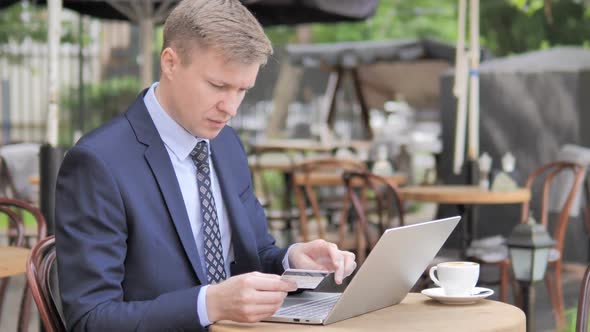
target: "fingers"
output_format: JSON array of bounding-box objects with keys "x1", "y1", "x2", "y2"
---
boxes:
[
  {"x1": 289, "y1": 240, "x2": 358, "y2": 284},
  {"x1": 342, "y1": 251, "x2": 357, "y2": 278},
  {"x1": 253, "y1": 289, "x2": 289, "y2": 305},
  {"x1": 207, "y1": 273, "x2": 294, "y2": 323},
  {"x1": 246, "y1": 272, "x2": 297, "y2": 292},
  {"x1": 325, "y1": 245, "x2": 356, "y2": 285},
  {"x1": 326, "y1": 244, "x2": 345, "y2": 284},
  {"x1": 291, "y1": 253, "x2": 327, "y2": 271}
]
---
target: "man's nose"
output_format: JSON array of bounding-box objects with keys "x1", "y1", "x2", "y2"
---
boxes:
[{"x1": 218, "y1": 94, "x2": 240, "y2": 117}]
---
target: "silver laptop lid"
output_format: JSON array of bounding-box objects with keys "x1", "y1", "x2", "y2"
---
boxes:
[{"x1": 324, "y1": 216, "x2": 460, "y2": 324}]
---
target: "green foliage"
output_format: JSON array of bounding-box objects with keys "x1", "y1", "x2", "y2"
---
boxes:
[
  {"x1": 266, "y1": 0, "x2": 457, "y2": 45},
  {"x1": 265, "y1": 0, "x2": 590, "y2": 56},
  {"x1": 0, "y1": 2, "x2": 86, "y2": 46},
  {"x1": 481, "y1": 0, "x2": 590, "y2": 55},
  {"x1": 265, "y1": 26, "x2": 297, "y2": 46},
  {"x1": 61, "y1": 76, "x2": 141, "y2": 138},
  {"x1": 0, "y1": 3, "x2": 46, "y2": 44},
  {"x1": 311, "y1": 0, "x2": 457, "y2": 43},
  {"x1": 508, "y1": 0, "x2": 545, "y2": 15}
]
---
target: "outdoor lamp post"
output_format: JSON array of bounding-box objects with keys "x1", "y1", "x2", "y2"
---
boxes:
[{"x1": 507, "y1": 216, "x2": 555, "y2": 332}]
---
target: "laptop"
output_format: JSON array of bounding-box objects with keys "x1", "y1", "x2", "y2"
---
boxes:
[{"x1": 264, "y1": 216, "x2": 460, "y2": 325}]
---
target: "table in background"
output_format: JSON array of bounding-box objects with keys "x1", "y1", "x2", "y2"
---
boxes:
[
  {"x1": 211, "y1": 293, "x2": 525, "y2": 332},
  {"x1": 398, "y1": 185, "x2": 531, "y2": 255},
  {"x1": 0, "y1": 246, "x2": 30, "y2": 277},
  {"x1": 249, "y1": 139, "x2": 371, "y2": 155}
]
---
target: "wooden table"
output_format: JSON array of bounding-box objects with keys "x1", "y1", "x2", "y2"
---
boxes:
[
  {"x1": 398, "y1": 185, "x2": 531, "y2": 255},
  {"x1": 211, "y1": 293, "x2": 525, "y2": 332},
  {"x1": 249, "y1": 139, "x2": 371, "y2": 155},
  {"x1": 399, "y1": 185, "x2": 530, "y2": 205},
  {"x1": 293, "y1": 171, "x2": 406, "y2": 187},
  {"x1": 0, "y1": 246, "x2": 30, "y2": 277}
]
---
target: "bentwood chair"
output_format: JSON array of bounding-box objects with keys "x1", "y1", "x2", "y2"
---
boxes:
[
  {"x1": 26, "y1": 236, "x2": 66, "y2": 332},
  {"x1": 0, "y1": 156, "x2": 17, "y2": 198},
  {"x1": 469, "y1": 161, "x2": 585, "y2": 327},
  {"x1": 0, "y1": 198, "x2": 48, "y2": 332},
  {"x1": 577, "y1": 263, "x2": 590, "y2": 332},
  {"x1": 0, "y1": 206, "x2": 25, "y2": 324},
  {"x1": 342, "y1": 170, "x2": 405, "y2": 264},
  {"x1": 292, "y1": 158, "x2": 366, "y2": 243}
]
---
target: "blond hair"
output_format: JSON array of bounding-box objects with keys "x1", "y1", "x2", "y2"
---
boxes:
[{"x1": 162, "y1": 0, "x2": 273, "y2": 66}]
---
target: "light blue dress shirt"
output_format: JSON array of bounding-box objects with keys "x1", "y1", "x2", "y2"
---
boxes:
[
  {"x1": 144, "y1": 82, "x2": 234, "y2": 326},
  {"x1": 144, "y1": 83, "x2": 293, "y2": 327}
]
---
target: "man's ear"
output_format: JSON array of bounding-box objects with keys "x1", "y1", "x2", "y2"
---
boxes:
[{"x1": 160, "y1": 47, "x2": 178, "y2": 80}]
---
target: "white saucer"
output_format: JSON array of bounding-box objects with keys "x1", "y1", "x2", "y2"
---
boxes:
[{"x1": 421, "y1": 287, "x2": 494, "y2": 305}]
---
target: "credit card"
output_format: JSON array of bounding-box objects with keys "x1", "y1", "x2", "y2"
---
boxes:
[{"x1": 281, "y1": 269, "x2": 330, "y2": 290}]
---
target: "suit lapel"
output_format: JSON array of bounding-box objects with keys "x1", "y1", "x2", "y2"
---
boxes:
[
  {"x1": 210, "y1": 135, "x2": 259, "y2": 275},
  {"x1": 126, "y1": 95, "x2": 207, "y2": 284}
]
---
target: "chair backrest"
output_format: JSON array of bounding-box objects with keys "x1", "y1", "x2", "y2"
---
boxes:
[
  {"x1": 0, "y1": 197, "x2": 47, "y2": 242},
  {"x1": 0, "y1": 205, "x2": 24, "y2": 247},
  {"x1": 0, "y1": 155, "x2": 17, "y2": 198},
  {"x1": 0, "y1": 198, "x2": 48, "y2": 331},
  {"x1": 26, "y1": 236, "x2": 66, "y2": 332},
  {"x1": 248, "y1": 149, "x2": 302, "y2": 210},
  {"x1": 342, "y1": 170, "x2": 405, "y2": 264},
  {"x1": 520, "y1": 161, "x2": 586, "y2": 255},
  {"x1": 577, "y1": 263, "x2": 590, "y2": 332},
  {"x1": 0, "y1": 206, "x2": 25, "y2": 323},
  {"x1": 0, "y1": 143, "x2": 41, "y2": 202},
  {"x1": 292, "y1": 157, "x2": 366, "y2": 241}
]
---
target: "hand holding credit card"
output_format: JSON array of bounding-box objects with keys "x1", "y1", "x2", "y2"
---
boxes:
[{"x1": 281, "y1": 269, "x2": 330, "y2": 290}]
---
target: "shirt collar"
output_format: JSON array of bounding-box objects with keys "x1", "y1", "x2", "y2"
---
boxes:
[{"x1": 143, "y1": 82, "x2": 210, "y2": 160}]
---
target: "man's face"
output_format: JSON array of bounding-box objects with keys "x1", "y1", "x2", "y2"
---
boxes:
[{"x1": 160, "y1": 45, "x2": 259, "y2": 139}]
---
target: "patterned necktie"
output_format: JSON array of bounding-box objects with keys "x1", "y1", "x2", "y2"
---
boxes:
[{"x1": 190, "y1": 141, "x2": 226, "y2": 284}]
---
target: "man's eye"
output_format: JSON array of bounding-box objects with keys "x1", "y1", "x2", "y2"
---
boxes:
[{"x1": 210, "y1": 82, "x2": 224, "y2": 89}]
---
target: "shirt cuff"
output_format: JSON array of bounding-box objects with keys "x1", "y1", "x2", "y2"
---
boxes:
[
  {"x1": 197, "y1": 285, "x2": 212, "y2": 327},
  {"x1": 282, "y1": 243, "x2": 300, "y2": 270}
]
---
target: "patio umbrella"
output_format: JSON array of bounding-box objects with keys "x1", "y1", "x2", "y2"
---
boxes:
[
  {"x1": 1, "y1": 0, "x2": 378, "y2": 87},
  {"x1": 0, "y1": 0, "x2": 378, "y2": 144},
  {"x1": 453, "y1": 0, "x2": 480, "y2": 176}
]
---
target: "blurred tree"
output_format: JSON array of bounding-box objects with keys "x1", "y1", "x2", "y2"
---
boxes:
[
  {"x1": 482, "y1": 0, "x2": 590, "y2": 55},
  {"x1": 61, "y1": 76, "x2": 140, "y2": 144},
  {"x1": 265, "y1": 0, "x2": 590, "y2": 56},
  {"x1": 310, "y1": 0, "x2": 457, "y2": 43},
  {"x1": 0, "y1": 2, "x2": 82, "y2": 45},
  {"x1": 266, "y1": 0, "x2": 457, "y2": 46},
  {"x1": 0, "y1": 2, "x2": 46, "y2": 44}
]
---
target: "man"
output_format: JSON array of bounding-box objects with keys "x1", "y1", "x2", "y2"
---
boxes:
[{"x1": 55, "y1": 1, "x2": 356, "y2": 331}]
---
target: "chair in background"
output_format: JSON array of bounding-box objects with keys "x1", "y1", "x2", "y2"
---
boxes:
[
  {"x1": 528, "y1": 161, "x2": 586, "y2": 327},
  {"x1": 249, "y1": 149, "x2": 302, "y2": 222},
  {"x1": 0, "y1": 206, "x2": 25, "y2": 324},
  {"x1": 292, "y1": 157, "x2": 366, "y2": 243},
  {"x1": 0, "y1": 197, "x2": 48, "y2": 332},
  {"x1": 342, "y1": 170, "x2": 405, "y2": 264},
  {"x1": 26, "y1": 236, "x2": 66, "y2": 332},
  {"x1": 577, "y1": 263, "x2": 590, "y2": 332},
  {"x1": 469, "y1": 161, "x2": 585, "y2": 326},
  {"x1": 0, "y1": 156, "x2": 18, "y2": 198},
  {"x1": 0, "y1": 143, "x2": 41, "y2": 204}
]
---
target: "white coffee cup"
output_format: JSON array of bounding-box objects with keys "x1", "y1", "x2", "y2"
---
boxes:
[{"x1": 429, "y1": 261, "x2": 479, "y2": 296}]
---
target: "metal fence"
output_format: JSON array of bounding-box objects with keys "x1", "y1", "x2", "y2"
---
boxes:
[{"x1": 0, "y1": 40, "x2": 101, "y2": 144}]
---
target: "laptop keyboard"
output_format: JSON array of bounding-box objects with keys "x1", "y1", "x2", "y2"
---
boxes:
[{"x1": 275, "y1": 293, "x2": 341, "y2": 319}]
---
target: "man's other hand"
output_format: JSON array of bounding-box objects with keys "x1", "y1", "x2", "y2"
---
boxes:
[
  {"x1": 288, "y1": 239, "x2": 357, "y2": 285},
  {"x1": 206, "y1": 272, "x2": 297, "y2": 323}
]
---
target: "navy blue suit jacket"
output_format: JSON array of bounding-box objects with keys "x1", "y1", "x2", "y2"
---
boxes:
[{"x1": 55, "y1": 92, "x2": 287, "y2": 331}]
